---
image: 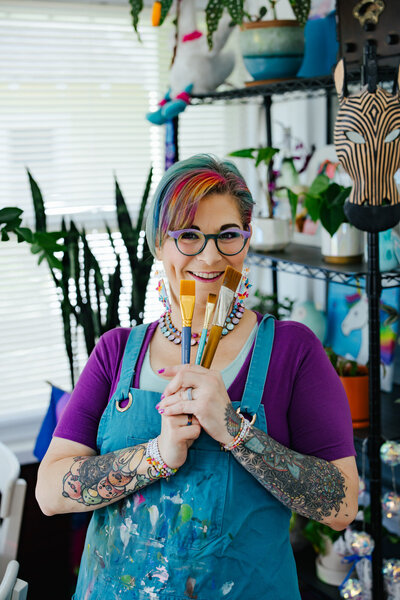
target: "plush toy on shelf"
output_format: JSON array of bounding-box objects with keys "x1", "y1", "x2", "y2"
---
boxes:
[{"x1": 146, "y1": 0, "x2": 235, "y2": 125}]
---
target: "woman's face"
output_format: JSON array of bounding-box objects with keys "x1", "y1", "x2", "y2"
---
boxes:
[{"x1": 156, "y1": 193, "x2": 251, "y2": 310}]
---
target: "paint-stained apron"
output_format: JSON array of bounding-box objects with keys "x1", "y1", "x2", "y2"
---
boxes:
[{"x1": 73, "y1": 314, "x2": 301, "y2": 600}]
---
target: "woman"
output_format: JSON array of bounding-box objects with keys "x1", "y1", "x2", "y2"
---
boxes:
[{"x1": 36, "y1": 154, "x2": 358, "y2": 600}]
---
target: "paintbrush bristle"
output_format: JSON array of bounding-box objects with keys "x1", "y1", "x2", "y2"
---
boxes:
[
  {"x1": 221, "y1": 266, "x2": 242, "y2": 293},
  {"x1": 180, "y1": 280, "x2": 195, "y2": 295},
  {"x1": 207, "y1": 293, "x2": 217, "y2": 304}
]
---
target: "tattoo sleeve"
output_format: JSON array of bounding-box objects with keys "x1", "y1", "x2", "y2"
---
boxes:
[
  {"x1": 225, "y1": 405, "x2": 348, "y2": 522},
  {"x1": 63, "y1": 444, "x2": 158, "y2": 507}
]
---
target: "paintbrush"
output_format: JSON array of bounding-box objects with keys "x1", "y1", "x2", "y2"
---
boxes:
[
  {"x1": 195, "y1": 293, "x2": 217, "y2": 365},
  {"x1": 200, "y1": 267, "x2": 242, "y2": 369},
  {"x1": 179, "y1": 280, "x2": 196, "y2": 365}
]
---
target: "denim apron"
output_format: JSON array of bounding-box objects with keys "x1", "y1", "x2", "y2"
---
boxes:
[{"x1": 73, "y1": 314, "x2": 301, "y2": 600}]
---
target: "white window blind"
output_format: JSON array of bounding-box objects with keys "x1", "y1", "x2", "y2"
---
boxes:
[{"x1": 0, "y1": 0, "x2": 250, "y2": 462}]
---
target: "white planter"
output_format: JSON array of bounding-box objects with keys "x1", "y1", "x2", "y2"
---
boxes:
[
  {"x1": 251, "y1": 217, "x2": 291, "y2": 252},
  {"x1": 315, "y1": 536, "x2": 350, "y2": 586},
  {"x1": 321, "y1": 223, "x2": 364, "y2": 264}
]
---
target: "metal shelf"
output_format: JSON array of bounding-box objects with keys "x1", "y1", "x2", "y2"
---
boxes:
[
  {"x1": 190, "y1": 67, "x2": 395, "y2": 104},
  {"x1": 246, "y1": 243, "x2": 400, "y2": 288}
]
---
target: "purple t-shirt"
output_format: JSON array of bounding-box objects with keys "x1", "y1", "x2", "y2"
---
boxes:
[{"x1": 54, "y1": 314, "x2": 356, "y2": 461}]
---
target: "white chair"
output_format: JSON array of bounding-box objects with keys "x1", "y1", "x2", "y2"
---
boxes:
[{"x1": 0, "y1": 442, "x2": 28, "y2": 599}]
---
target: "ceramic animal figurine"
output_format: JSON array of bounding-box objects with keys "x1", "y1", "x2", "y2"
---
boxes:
[
  {"x1": 147, "y1": 0, "x2": 235, "y2": 125},
  {"x1": 333, "y1": 59, "x2": 400, "y2": 232}
]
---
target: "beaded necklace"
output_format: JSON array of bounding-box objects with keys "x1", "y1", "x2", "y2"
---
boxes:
[{"x1": 158, "y1": 302, "x2": 245, "y2": 345}]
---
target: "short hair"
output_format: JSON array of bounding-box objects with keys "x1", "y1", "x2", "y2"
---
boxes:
[{"x1": 145, "y1": 153, "x2": 255, "y2": 257}]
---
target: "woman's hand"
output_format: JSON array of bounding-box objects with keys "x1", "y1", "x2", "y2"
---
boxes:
[
  {"x1": 157, "y1": 365, "x2": 236, "y2": 446},
  {"x1": 158, "y1": 412, "x2": 201, "y2": 470}
]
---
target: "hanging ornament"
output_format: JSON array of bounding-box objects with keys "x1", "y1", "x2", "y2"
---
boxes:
[
  {"x1": 350, "y1": 531, "x2": 375, "y2": 557},
  {"x1": 380, "y1": 441, "x2": 400, "y2": 467},
  {"x1": 382, "y1": 491, "x2": 400, "y2": 518},
  {"x1": 383, "y1": 559, "x2": 400, "y2": 600},
  {"x1": 340, "y1": 578, "x2": 363, "y2": 598}
]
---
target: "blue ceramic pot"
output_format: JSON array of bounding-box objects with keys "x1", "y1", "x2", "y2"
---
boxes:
[{"x1": 240, "y1": 20, "x2": 305, "y2": 81}]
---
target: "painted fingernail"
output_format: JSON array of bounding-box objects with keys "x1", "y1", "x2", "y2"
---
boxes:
[
  {"x1": 155, "y1": 403, "x2": 160, "y2": 409},
  {"x1": 158, "y1": 368, "x2": 165, "y2": 374},
  {"x1": 160, "y1": 394, "x2": 165, "y2": 400},
  {"x1": 158, "y1": 409, "x2": 165, "y2": 414}
]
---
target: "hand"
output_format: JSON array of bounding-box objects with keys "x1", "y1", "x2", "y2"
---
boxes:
[
  {"x1": 157, "y1": 413, "x2": 201, "y2": 470},
  {"x1": 157, "y1": 365, "x2": 236, "y2": 446}
]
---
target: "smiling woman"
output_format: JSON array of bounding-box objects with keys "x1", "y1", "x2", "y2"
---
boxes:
[{"x1": 36, "y1": 154, "x2": 359, "y2": 600}]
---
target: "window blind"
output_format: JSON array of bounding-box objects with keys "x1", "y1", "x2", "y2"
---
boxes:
[{"x1": 0, "y1": 0, "x2": 250, "y2": 461}]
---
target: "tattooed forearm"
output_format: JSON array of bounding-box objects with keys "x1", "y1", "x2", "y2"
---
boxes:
[
  {"x1": 63, "y1": 444, "x2": 157, "y2": 507},
  {"x1": 225, "y1": 405, "x2": 347, "y2": 523}
]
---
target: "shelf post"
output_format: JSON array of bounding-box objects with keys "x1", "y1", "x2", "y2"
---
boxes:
[{"x1": 366, "y1": 231, "x2": 384, "y2": 600}]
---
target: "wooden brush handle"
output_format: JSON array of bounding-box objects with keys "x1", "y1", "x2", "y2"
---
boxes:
[{"x1": 200, "y1": 325, "x2": 223, "y2": 369}]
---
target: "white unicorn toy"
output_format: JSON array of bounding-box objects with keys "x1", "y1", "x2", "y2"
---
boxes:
[{"x1": 147, "y1": 0, "x2": 235, "y2": 124}]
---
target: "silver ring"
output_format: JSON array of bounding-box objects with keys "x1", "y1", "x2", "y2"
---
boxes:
[{"x1": 186, "y1": 387, "x2": 193, "y2": 401}]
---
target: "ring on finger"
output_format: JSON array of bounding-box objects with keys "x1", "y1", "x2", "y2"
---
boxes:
[{"x1": 186, "y1": 416, "x2": 193, "y2": 426}]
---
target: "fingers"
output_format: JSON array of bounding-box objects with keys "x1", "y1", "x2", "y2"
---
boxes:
[{"x1": 158, "y1": 364, "x2": 215, "y2": 397}]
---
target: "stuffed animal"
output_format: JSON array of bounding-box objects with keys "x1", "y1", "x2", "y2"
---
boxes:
[{"x1": 147, "y1": 0, "x2": 235, "y2": 125}]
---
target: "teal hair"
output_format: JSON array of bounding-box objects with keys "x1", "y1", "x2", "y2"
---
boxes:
[{"x1": 145, "y1": 153, "x2": 255, "y2": 257}]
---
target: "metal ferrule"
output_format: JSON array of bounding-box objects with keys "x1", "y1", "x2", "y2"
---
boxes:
[
  {"x1": 203, "y1": 301, "x2": 216, "y2": 330},
  {"x1": 180, "y1": 295, "x2": 195, "y2": 328},
  {"x1": 213, "y1": 286, "x2": 235, "y2": 327}
]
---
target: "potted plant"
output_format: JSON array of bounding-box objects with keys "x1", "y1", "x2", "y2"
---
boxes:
[
  {"x1": 129, "y1": 1, "x2": 310, "y2": 57},
  {"x1": 302, "y1": 519, "x2": 349, "y2": 585},
  {"x1": 325, "y1": 347, "x2": 369, "y2": 429},
  {"x1": 288, "y1": 173, "x2": 363, "y2": 263},
  {"x1": 250, "y1": 289, "x2": 295, "y2": 319},
  {"x1": 0, "y1": 167, "x2": 154, "y2": 387},
  {"x1": 238, "y1": 0, "x2": 311, "y2": 82},
  {"x1": 229, "y1": 145, "x2": 292, "y2": 251}
]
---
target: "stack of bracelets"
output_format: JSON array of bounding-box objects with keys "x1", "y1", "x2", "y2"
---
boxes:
[
  {"x1": 146, "y1": 437, "x2": 178, "y2": 478},
  {"x1": 221, "y1": 412, "x2": 253, "y2": 451}
]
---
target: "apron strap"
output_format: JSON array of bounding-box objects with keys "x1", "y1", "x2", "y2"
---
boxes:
[
  {"x1": 240, "y1": 314, "x2": 275, "y2": 416},
  {"x1": 114, "y1": 323, "x2": 150, "y2": 399}
]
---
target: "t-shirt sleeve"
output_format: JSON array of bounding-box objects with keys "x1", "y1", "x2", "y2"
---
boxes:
[
  {"x1": 53, "y1": 328, "x2": 130, "y2": 450},
  {"x1": 287, "y1": 324, "x2": 356, "y2": 461}
]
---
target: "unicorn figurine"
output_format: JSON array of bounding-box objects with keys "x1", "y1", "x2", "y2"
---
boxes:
[{"x1": 147, "y1": 0, "x2": 235, "y2": 125}]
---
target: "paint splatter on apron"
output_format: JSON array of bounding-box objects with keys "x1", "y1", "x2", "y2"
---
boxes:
[{"x1": 73, "y1": 315, "x2": 301, "y2": 600}]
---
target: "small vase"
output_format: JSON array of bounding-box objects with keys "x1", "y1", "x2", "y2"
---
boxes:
[
  {"x1": 315, "y1": 535, "x2": 350, "y2": 586},
  {"x1": 251, "y1": 217, "x2": 291, "y2": 252},
  {"x1": 321, "y1": 223, "x2": 364, "y2": 264}
]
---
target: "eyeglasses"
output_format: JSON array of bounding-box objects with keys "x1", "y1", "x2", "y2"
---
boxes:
[{"x1": 167, "y1": 228, "x2": 251, "y2": 256}]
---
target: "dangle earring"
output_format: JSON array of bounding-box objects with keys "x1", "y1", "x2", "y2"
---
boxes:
[
  {"x1": 221, "y1": 268, "x2": 252, "y2": 336},
  {"x1": 156, "y1": 277, "x2": 171, "y2": 312}
]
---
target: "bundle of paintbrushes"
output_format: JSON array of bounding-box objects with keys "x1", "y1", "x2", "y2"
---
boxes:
[{"x1": 200, "y1": 266, "x2": 243, "y2": 369}]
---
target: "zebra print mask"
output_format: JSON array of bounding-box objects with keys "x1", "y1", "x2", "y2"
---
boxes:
[{"x1": 334, "y1": 59, "x2": 400, "y2": 232}]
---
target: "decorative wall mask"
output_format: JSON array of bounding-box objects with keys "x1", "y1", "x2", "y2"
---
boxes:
[{"x1": 333, "y1": 59, "x2": 400, "y2": 232}]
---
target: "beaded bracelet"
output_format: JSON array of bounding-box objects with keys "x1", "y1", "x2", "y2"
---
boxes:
[
  {"x1": 146, "y1": 437, "x2": 178, "y2": 478},
  {"x1": 221, "y1": 411, "x2": 254, "y2": 451}
]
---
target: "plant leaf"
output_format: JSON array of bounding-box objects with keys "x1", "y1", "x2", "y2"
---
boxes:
[
  {"x1": 223, "y1": 0, "x2": 244, "y2": 25},
  {"x1": 0, "y1": 207, "x2": 23, "y2": 223},
  {"x1": 255, "y1": 146, "x2": 279, "y2": 167},
  {"x1": 228, "y1": 148, "x2": 256, "y2": 159},
  {"x1": 205, "y1": 0, "x2": 225, "y2": 49},
  {"x1": 287, "y1": 188, "x2": 298, "y2": 225},
  {"x1": 288, "y1": 0, "x2": 311, "y2": 26},
  {"x1": 159, "y1": 0, "x2": 174, "y2": 25},
  {"x1": 304, "y1": 194, "x2": 321, "y2": 222},
  {"x1": 27, "y1": 169, "x2": 47, "y2": 232},
  {"x1": 128, "y1": 0, "x2": 143, "y2": 37},
  {"x1": 308, "y1": 173, "x2": 330, "y2": 197}
]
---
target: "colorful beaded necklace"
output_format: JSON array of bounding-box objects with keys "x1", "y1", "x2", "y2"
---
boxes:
[{"x1": 158, "y1": 302, "x2": 245, "y2": 346}]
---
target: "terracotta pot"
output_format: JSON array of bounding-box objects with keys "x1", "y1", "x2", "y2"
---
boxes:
[{"x1": 340, "y1": 374, "x2": 369, "y2": 429}]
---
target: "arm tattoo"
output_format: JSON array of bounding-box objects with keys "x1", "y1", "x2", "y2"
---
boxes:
[
  {"x1": 225, "y1": 404, "x2": 347, "y2": 522},
  {"x1": 63, "y1": 444, "x2": 157, "y2": 507}
]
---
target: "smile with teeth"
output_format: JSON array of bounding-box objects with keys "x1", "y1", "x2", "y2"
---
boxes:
[{"x1": 189, "y1": 271, "x2": 223, "y2": 281}]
